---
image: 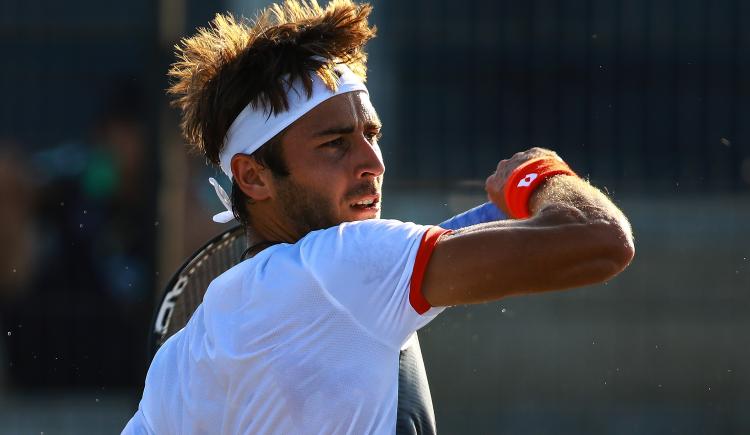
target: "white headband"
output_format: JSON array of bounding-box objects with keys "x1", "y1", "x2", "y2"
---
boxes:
[
  {"x1": 210, "y1": 63, "x2": 369, "y2": 223},
  {"x1": 219, "y1": 63, "x2": 368, "y2": 178}
]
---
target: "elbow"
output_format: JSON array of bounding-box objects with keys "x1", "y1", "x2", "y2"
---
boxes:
[
  {"x1": 543, "y1": 202, "x2": 636, "y2": 275},
  {"x1": 597, "y1": 219, "x2": 635, "y2": 279},
  {"x1": 605, "y1": 238, "x2": 635, "y2": 279},
  {"x1": 564, "y1": 231, "x2": 633, "y2": 289}
]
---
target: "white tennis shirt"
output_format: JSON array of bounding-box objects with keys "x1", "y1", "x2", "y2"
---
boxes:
[{"x1": 123, "y1": 219, "x2": 449, "y2": 434}]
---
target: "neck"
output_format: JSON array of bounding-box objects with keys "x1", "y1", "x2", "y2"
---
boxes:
[
  {"x1": 241, "y1": 225, "x2": 277, "y2": 260},
  {"x1": 244, "y1": 224, "x2": 265, "y2": 246},
  {"x1": 246, "y1": 203, "x2": 301, "y2": 245}
]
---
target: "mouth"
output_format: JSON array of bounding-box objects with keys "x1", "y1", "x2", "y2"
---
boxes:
[{"x1": 349, "y1": 195, "x2": 381, "y2": 213}]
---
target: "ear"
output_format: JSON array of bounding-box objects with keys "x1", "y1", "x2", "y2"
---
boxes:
[{"x1": 231, "y1": 154, "x2": 272, "y2": 201}]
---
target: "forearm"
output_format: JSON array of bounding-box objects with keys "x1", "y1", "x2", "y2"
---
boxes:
[
  {"x1": 529, "y1": 174, "x2": 633, "y2": 242},
  {"x1": 425, "y1": 155, "x2": 635, "y2": 306}
]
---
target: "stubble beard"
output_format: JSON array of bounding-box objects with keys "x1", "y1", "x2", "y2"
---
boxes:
[
  {"x1": 275, "y1": 176, "x2": 340, "y2": 237},
  {"x1": 274, "y1": 175, "x2": 382, "y2": 237}
]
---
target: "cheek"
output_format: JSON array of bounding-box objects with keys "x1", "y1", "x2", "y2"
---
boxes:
[{"x1": 305, "y1": 172, "x2": 348, "y2": 205}]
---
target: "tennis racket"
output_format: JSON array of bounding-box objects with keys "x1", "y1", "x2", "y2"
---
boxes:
[{"x1": 148, "y1": 225, "x2": 248, "y2": 359}]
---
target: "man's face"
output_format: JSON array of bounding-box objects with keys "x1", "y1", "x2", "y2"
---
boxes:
[{"x1": 269, "y1": 91, "x2": 384, "y2": 237}]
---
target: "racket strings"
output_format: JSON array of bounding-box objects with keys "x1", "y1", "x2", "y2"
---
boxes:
[{"x1": 154, "y1": 227, "x2": 249, "y2": 351}]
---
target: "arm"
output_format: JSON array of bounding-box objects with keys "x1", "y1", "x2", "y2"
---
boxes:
[{"x1": 422, "y1": 148, "x2": 634, "y2": 307}]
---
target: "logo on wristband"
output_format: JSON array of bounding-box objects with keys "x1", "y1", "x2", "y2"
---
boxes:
[{"x1": 517, "y1": 173, "x2": 538, "y2": 188}]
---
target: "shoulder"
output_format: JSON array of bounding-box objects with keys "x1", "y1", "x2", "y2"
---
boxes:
[
  {"x1": 205, "y1": 242, "x2": 288, "y2": 297},
  {"x1": 299, "y1": 219, "x2": 428, "y2": 246},
  {"x1": 292, "y1": 219, "x2": 446, "y2": 284},
  {"x1": 205, "y1": 219, "x2": 437, "y2": 300},
  {"x1": 207, "y1": 220, "x2": 431, "y2": 283}
]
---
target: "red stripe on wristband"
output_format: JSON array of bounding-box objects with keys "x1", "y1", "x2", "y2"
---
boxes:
[{"x1": 503, "y1": 158, "x2": 577, "y2": 219}]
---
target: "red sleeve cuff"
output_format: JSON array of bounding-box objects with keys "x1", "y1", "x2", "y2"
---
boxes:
[{"x1": 409, "y1": 226, "x2": 452, "y2": 314}]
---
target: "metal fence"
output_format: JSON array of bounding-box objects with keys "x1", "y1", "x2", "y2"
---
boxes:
[{"x1": 376, "y1": 0, "x2": 749, "y2": 194}]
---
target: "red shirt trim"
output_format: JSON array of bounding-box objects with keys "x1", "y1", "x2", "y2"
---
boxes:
[{"x1": 409, "y1": 226, "x2": 452, "y2": 314}]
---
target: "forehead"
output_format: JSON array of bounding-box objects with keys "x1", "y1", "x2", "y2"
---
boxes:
[{"x1": 285, "y1": 91, "x2": 379, "y2": 137}]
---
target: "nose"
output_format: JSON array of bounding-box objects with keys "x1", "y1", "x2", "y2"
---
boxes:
[{"x1": 354, "y1": 135, "x2": 385, "y2": 179}]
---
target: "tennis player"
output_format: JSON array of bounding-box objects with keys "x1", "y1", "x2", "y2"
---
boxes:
[{"x1": 123, "y1": 1, "x2": 634, "y2": 433}]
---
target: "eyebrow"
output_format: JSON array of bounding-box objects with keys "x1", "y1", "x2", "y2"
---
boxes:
[{"x1": 312, "y1": 120, "x2": 382, "y2": 138}]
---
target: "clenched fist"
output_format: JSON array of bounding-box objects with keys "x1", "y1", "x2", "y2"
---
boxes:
[{"x1": 485, "y1": 147, "x2": 563, "y2": 217}]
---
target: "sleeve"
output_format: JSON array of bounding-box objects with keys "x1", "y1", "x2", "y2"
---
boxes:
[{"x1": 298, "y1": 219, "x2": 451, "y2": 349}]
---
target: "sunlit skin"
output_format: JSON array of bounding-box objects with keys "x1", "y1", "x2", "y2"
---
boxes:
[
  {"x1": 231, "y1": 91, "x2": 385, "y2": 243},
  {"x1": 231, "y1": 92, "x2": 634, "y2": 307}
]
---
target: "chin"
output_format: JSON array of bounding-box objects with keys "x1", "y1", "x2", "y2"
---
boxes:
[{"x1": 345, "y1": 206, "x2": 380, "y2": 222}]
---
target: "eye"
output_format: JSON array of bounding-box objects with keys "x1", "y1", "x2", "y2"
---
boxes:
[
  {"x1": 322, "y1": 137, "x2": 346, "y2": 148},
  {"x1": 365, "y1": 130, "x2": 382, "y2": 144},
  {"x1": 319, "y1": 138, "x2": 351, "y2": 159}
]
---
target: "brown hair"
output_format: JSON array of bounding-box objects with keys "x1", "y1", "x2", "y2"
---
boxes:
[{"x1": 167, "y1": 0, "x2": 376, "y2": 167}]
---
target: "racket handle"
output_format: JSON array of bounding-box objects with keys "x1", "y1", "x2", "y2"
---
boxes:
[{"x1": 438, "y1": 202, "x2": 507, "y2": 230}]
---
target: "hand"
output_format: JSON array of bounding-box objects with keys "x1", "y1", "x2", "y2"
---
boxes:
[{"x1": 485, "y1": 147, "x2": 563, "y2": 216}]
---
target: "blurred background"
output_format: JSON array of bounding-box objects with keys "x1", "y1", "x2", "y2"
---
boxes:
[{"x1": 0, "y1": 0, "x2": 748, "y2": 433}]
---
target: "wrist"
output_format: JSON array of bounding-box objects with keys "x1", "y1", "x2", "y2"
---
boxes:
[
  {"x1": 503, "y1": 158, "x2": 577, "y2": 219},
  {"x1": 527, "y1": 174, "x2": 574, "y2": 215}
]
